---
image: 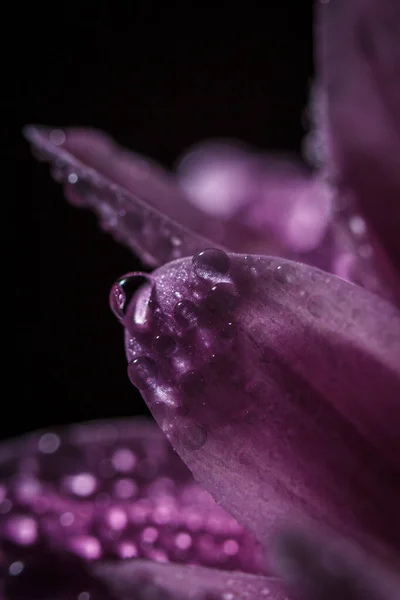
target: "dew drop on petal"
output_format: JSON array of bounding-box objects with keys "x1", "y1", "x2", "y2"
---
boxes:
[
  {"x1": 49, "y1": 129, "x2": 66, "y2": 145},
  {"x1": 175, "y1": 531, "x2": 193, "y2": 550},
  {"x1": 193, "y1": 248, "x2": 231, "y2": 278},
  {"x1": 6, "y1": 515, "x2": 38, "y2": 545},
  {"x1": 67, "y1": 473, "x2": 97, "y2": 497},
  {"x1": 205, "y1": 283, "x2": 240, "y2": 316},
  {"x1": 274, "y1": 263, "x2": 296, "y2": 284},
  {"x1": 9, "y1": 561, "x2": 24, "y2": 576},
  {"x1": 110, "y1": 273, "x2": 143, "y2": 320},
  {"x1": 112, "y1": 448, "x2": 136, "y2": 472},
  {"x1": 127, "y1": 357, "x2": 157, "y2": 389},
  {"x1": 179, "y1": 423, "x2": 207, "y2": 451},
  {"x1": 152, "y1": 334, "x2": 177, "y2": 356},
  {"x1": 307, "y1": 295, "x2": 326, "y2": 318},
  {"x1": 70, "y1": 535, "x2": 102, "y2": 560},
  {"x1": 38, "y1": 432, "x2": 60, "y2": 454},
  {"x1": 174, "y1": 299, "x2": 199, "y2": 328},
  {"x1": 118, "y1": 541, "x2": 138, "y2": 559}
]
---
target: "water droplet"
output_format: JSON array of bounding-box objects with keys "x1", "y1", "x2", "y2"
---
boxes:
[
  {"x1": 6, "y1": 516, "x2": 38, "y2": 545},
  {"x1": 110, "y1": 273, "x2": 143, "y2": 320},
  {"x1": 307, "y1": 295, "x2": 326, "y2": 318},
  {"x1": 118, "y1": 541, "x2": 138, "y2": 559},
  {"x1": 38, "y1": 432, "x2": 60, "y2": 454},
  {"x1": 50, "y1": 158, "x2": 67, "y2": 182},
  {"x1": 205, "y1": 283, "x2": 240, "y2": 316},
  {"x1": 70, "y1": 535, "x2": 102, "y2": 560},
  {"x1": 9, "y1": 561, "x2": 24, "y2": 576},
  {"x1": 128, "y1": 357, "x2": 157, "y2": 389},
  {"x1": 193, "y1": 248, "x2": 231, "y2": 278},
  {"x1": 174, "y1": 299, "x2": 199, "y2": 327},
  {"x1": 49, "y1": 129, "x2": 66, "y2": 145},
  {"x1": 151, "y1": 401, "x2": 170, "y2": 422},
  {"x1": 179, "y1": 423, "x2": 207, "y2": 451},
  {"x1": 152, "y1": 334, "x2": 177, "y2": 356},
  {"x1": 112, "y1": 448, "x2": 136, "y2": 472},
  {"x1": 60, "y1": 512, "x2": 75, "y2": 526},
  {"x1": 171, "y1": 235, "x2": 182, "y2": 247},
  {"x1": 349, "y1": 215, "x2": 366, "y2": 237},
  {"x1": 67, "y1": 473, "x2": 97, "y2": 497},
  {"x1": 175, "y1": 532, "x2": 192, "y2": 550},
  {"x1": 142, "y1": 526, "x2": 159, "y2": 544},
  {"x1": 67, "y1": 172, "x2": 78, "y2": 184},
  {"x1": 179, "y1": 371, "x2": 205, "y2": 396},
  {"x1": 274, "y1": 263, "x2": 296, "y2": 284}
]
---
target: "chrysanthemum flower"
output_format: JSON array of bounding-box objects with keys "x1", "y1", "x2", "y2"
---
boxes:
[{"x1": 3, "y1": 1, "x2": 399, "y2": 598}]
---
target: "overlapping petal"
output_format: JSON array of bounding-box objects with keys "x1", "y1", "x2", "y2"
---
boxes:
[
  {"x1": 94, "y1": 559, "x2": 287, "y2": 600},
  {"x1": 24, "y1": 126, "x2": 216, "y2": 268},
  {"x1": 24, "y1": 125, "x2": 397, "y2": 301},
  {"x1": 317, "y1": 0, "x2": 400, "y2": 281},
  {"x1": 0, "y1": 419, "x2": 263, "y2": 599},
  {"x1": 271, "y1": 530, "x2": 400, "y2": 600},
  {"x1": 119, "y1": 250, "x2": 400, "y2": 562}
]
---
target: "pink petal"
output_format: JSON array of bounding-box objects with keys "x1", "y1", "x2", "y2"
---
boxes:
[
  {"x1": 23, "y1": 126, "x2": 217, "y2": 267},
  {"x1": 94, "y1": 559, "x2": 287, "y2": 600},
  {"x1": 0, "y1": 419, "x2": 263, "y2": 598},
  {"x1": 119, "y1": 250, "x2": 400, "y2": 561},
  {"x1": 317, "y1": 0, "x2": 400, "y2": 279}
]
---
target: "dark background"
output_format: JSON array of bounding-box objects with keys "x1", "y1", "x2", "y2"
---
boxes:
[{"x1": 11, "y1": 2, "x2": 313, "y2": 441}]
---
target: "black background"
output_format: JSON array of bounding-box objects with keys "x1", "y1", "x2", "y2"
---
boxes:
[{"x1": 11, "y1": 2, "x2": 313, "y2": 441}]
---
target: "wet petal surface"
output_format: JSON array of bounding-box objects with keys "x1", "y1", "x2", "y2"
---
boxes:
[
  {"x1": 0, "y1": 419, "x2": 263, "y2": 598},
  {"x1": 318, "y1": 0, "x2": 400, "y2": 279},
  {"x1": 120, "y1": 251, "x2": 400, "y2": 561}
]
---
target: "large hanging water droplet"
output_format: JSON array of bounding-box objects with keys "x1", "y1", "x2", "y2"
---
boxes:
[
  {"x1": 127, "y1": 357, "x2": 157, "y2": 389},
  {"x1": 192, "y1": 248, "x2": 231, "y2": 279},
  {"x1": 174, "y1": 300, "x2": 199, "y2": 328},
  {"x1": 110, "y1": 273, "x2": 145, "y2": 321}
]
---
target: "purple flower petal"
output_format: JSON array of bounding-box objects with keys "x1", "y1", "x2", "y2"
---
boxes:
[
  {"x1": 25, "y1": 124, "x2": 397, "y2": 301},
  {"x1": 23, "y1": 126, "x2": 217, "y2": 267},
  {"x1": 120, "y1": 250, "x2": 400, "y2": 560},
  {"x1": 317, "y1": 0, "x2": 400, "y2": 279},
  {"x1": 94, "y1": 559, "x2": 287, "y2": 600},
  {"x1": 271, "y1": 529, "x2": 400, "y2": 600},
  {"x1": 0, "y1": 419, "x2": 263, "y2": 598},
  {"x1": 177, "y1": 141, "x2": 332, "y2": 254}
]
